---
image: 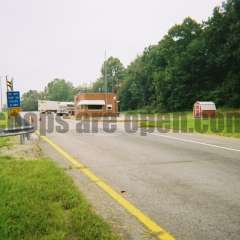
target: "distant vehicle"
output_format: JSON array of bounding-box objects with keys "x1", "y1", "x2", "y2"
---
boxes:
[
  {"x1": 38, "y1": 100, "x2": 59, "y2": 114},
  {"x1": 56, "y1": 102, "x2": 75, "y2": 116}
]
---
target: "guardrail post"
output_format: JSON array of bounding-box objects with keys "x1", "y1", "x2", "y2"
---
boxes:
[
  {"x1": 20, "y1": 134, "x2": 25, "y2": 144},
  {"x1": 26, "y1": 133, "x2": 30, "y2": 140}
]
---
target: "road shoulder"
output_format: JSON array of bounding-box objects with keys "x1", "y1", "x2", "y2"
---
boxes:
[{"x1": 38, "y1": 135, "x2": 156, "y2": 240}]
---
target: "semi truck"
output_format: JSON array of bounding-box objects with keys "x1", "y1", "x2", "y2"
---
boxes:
[
  {"x1": 56, "y1": 102, "x2": 75, "y2": 116},
  {"x1": 38, "y1": 100, "x2": 59, "y2": 114},
  {"x1": 38, "y1": 100, "x2": 75, "y2": 116}
]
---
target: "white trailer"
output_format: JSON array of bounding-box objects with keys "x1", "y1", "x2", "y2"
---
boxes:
[
  {"x1": 56, "y1": 102, "x2": 75, "y2": 116},
  {"x1": 38, "y1": 100, "x2": 60, "y2": 114}
]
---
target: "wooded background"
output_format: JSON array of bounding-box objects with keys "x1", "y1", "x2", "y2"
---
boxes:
[{"x1": 22, "y1": 0, "x2": 240, "y2": 112}]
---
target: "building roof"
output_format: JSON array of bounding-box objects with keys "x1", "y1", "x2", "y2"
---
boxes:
[
  {"x1": 195, "y1": 101, "x2": 216, "y2": 110},
  {"x1": 78, "y1": 100, "x2": 105, "y2": 106}
]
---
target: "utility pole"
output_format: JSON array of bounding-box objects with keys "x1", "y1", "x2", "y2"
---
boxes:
[
  {"x1": 104, "y1": 50, "x2": 107, "y2": 93},
  {"x1": 104, "y1": 50, "x2": 108, "y2": 112},
  {"x1": 0, "y1": 76, "x2": 3, "y2": 112},
  {"x1": 112, "y1": 69, "x2": 116, "y2": 93}
]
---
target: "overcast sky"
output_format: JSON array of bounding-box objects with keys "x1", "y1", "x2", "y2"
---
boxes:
[{"x1": 0, "y1": 0, "x2": 222, "y2": 94}]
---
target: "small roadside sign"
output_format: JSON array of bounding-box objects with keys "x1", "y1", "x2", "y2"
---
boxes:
[
  {"x1": 9, "y1": 107, "x2": 22, "y2": 116},
  {"x1": 7, "y1": 91, "x2": 21, "y2": 108}
]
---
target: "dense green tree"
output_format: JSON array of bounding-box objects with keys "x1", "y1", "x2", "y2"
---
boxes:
[
  {"x1": 119, "y1": 56, "x2": 148, "y2": 110},
  {"x1": 21, "y1": 90, "x2": 41, "y2": 111},
  {"x1": 118, "y1": 0, "x2": 240, "y2": 112},
  {"x1": 22, "y1": 1, "x2": 240, "y2": 112},
  {"x1": 92, "y1": 78, "x2": 105, "y2": 92},
  {"x1": 93, "y1": 57, "x2": 125, "y2": 93},
  {"x1": 45, "y1": 79, "x2": 74, "y2": 101},
  {"x1": 203, "y1": 0, "x2": 240, "y2": 106}
]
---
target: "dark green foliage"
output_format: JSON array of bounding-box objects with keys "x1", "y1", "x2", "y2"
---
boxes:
[
  {"x1": 118, "y1": 0, "x2": 240, "y2": 111},
  {"x1": 22, "y1": 79, "x2": 75, "y2": 111},
  {"x1": 22, "y1": 1, "x2": 240, "y2": 112},
  {"x1": 93, "y1": 57, "x2": 125, "y2": 93},
  {"x1": 44, "y1": 78, "x2": 75, "y2": 102},
  {"x1": 21, "y1": 90, "x2": 42, "y2": 111},
  {"x1": 0, "y1": 137, "x2": 10, "y2": 148}
]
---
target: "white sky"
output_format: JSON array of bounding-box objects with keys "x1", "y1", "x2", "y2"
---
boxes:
[{"x1": 0, "y1": 0, "x2": 222, "y2": 94}]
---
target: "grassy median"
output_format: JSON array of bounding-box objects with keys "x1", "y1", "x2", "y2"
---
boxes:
[
  {"x1": 0, "y1": 112, "x2": 8, "y2": 129},
  {"x1": 0, "y1": 138, "x2": 119, "y2": 240},
  {"x1": 138, "y1": 110, "x2": 240, "y2": 138}
]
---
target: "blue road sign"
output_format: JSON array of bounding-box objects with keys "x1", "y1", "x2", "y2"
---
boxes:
[{"x1": 7, "y1": 91, "x2": 21, "y2": 108}]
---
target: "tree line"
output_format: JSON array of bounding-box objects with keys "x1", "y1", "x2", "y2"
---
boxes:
[
  {"x1": 21, "y1": 79, "x2": 76, "y2": 111},
  {"x1": 89, "y1": 0, "x2": 240, "y2": 112},
  {"x1": 118, "y1": 0, "x2": 240, "y2": 112},
  {"x1": 22, "y1": 0, "x2": 240, "y2": 112}
]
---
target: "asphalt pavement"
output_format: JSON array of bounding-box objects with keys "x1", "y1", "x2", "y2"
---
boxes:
[{"x1": 39, "y1": 117, "x2": 240, "y2": 240}]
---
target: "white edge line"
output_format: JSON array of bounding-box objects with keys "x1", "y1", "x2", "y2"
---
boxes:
[{"x1": 152, "y1": 133, "x2": 240, "y2": 152}]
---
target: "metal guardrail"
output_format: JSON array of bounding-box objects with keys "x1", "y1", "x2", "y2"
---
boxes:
[
  {"x1": 0, "y1": 115, "x2": 35, "y2": 144},
  {"x1": 0, "y1": 126, "x2": 35, "y2": 136}
]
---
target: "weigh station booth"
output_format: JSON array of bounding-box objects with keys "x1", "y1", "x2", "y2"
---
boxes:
[{"x1": 75, "y1": 92, "x2": 119, "y2": 118}]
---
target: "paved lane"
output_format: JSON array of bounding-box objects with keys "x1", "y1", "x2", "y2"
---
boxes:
[{"x1": 44, "y1": 119, "x2": 240, "y2": 240}]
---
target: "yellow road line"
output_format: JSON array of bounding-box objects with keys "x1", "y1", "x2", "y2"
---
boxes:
[{"x1": 39, "y1": 133, "x2": 175, "y2": 240}]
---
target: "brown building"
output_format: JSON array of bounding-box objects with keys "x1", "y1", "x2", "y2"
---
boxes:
[
  {"x1": 75, "y1": 92, "x2": 119, "y2": 117},
  {"x1": 193, "y1": 101, "x2": 216, "y2": 118}
]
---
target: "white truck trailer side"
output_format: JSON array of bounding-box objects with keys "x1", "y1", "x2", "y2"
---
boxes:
[
  {"x1": 38, "y1": 100, "x2": 60, "y2": 114},
  {"x1": 56, "y1": 102, "x2": 75, "y2": 116}
]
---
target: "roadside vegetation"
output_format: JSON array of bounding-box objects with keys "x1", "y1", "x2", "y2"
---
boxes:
[
  {"x1": 138, "y1": 109, "x2": 240, "y2": 138},
  {"x1": 22, "y1": 0, "x2": 240, "y2": 115},
  {"x1": 118, "y1": 0, "x2": 240, "y2": 112},
  {"x1": 0, "y1": 137, "x2": 119, "y2": 240},
  {"x1": 0, "y1": 112, "x2": 8, "y2": 129},
  {"x1": 0, "y1": 137, "x2": 10, "y2": 148}
]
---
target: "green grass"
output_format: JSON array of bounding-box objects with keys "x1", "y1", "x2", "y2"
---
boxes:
[
  {"x1": 0, "y1": 112, "x2": 8, "y2": 129},
  {"x1": 0, "y1": 137, "x2": 10, "y2": 148},
  {"x1": 139, "y1": 110, "x2": 240, "y2": 138},
  {"x1": 0, "y1": 140, "x2": 119, "y2": 240}
]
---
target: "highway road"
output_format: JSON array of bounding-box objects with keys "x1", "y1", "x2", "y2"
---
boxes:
[{"x1": 39, "y1": 117, "x2": 240, "y2": 240}]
